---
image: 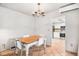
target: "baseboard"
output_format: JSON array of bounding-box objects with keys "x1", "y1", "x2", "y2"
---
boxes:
[
  {"x1": 66, "y1": 50, "x2": 77, "y2": 55},
  {"x1": 46, "y1": 45, "x2": 51, "y2": 47}
]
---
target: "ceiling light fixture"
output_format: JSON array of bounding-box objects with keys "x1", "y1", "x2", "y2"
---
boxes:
[{"x1": 32, "y1": 3, "x2": 45, "y2": 17}]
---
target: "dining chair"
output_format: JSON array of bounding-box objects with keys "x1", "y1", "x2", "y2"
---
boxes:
[{"x1": 31, "y1": 37, "x2": 47, "y2": 56}]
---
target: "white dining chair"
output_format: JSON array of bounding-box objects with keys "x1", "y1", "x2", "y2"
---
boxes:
[
  {"x1": 16, "y1": 35, "x2": 30, "y2": 56},
  {"x1": 23, "y1": 35, "x2": 30, "y2": 37},
  {"x1": 16, "y1": 39, "x2": 23, "y2": 56},
  {"x1": 36, "y1": 37, "x2": 47, "y2": 55}
]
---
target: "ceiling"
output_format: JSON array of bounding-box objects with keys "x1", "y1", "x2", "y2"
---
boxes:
[{"x1": 0, "y1": 3, "x2": 68, "y2": 16}]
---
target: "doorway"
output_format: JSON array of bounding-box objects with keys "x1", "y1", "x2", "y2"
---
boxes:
[
  {"x1": 50, "y1": 16, "x2": 66, "y2": 55},
  {"x1": 52, "y1": 17, "x2": 65, "y2": 40}
]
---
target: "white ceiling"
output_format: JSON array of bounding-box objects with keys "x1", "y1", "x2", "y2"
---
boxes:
[{"x1": 0, "y1": 3, "x2": 68, "y2": 15}]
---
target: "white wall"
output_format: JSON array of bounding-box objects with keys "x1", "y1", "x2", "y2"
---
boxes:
[
  {"x1": 0, "y1": 6, "x2": 35, "y2": 51},
  {"x1": 35, "y1": 10, "x2": 64, "y2": 45},
  {"x1": 59, "y1": 3, "x2": 79, "y2": 53},
  {"x1": 64, "y1": 9, "x2": 79, "y2": 53}
]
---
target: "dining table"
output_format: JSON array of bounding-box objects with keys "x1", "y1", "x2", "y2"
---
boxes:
[{"x1": 19, "y1": 35, "x2": 41, "y2": 56}]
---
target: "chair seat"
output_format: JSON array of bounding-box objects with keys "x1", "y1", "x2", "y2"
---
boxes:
[{"x1": 0, "y1": 49, "x2": 15, "y2": 56}]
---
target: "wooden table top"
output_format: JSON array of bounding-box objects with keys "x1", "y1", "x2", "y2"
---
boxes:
[{"x1": 19, "y1": 35, "x2": 41, "y2": 44}]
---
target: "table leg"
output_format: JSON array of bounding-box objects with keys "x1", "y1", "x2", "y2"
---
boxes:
[
  {"x1": 21, "y1": 43, "x2": 23, "y2": 56},
  {"x1": 25, "y1": 45, "x2": 29, "y2": 56},
  {"x1": 44, "y1": 39, "x2": 46, "y2": 54}
]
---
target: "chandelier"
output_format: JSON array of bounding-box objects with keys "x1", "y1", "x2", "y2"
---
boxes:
[{"x1": 32, "y1": 3, "x2": 45, "y2": 16}]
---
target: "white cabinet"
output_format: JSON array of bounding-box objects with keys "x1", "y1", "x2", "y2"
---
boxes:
[{"x1": 54, "y1": 32, "x2": 60, "y2": 38}]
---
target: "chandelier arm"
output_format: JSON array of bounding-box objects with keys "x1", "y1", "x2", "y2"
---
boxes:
[{"x1": 32, "y1": 3, "x2": 45, "y2": 16}]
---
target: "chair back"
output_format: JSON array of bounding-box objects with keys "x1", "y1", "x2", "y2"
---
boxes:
[
  {"x1": 23, "y1": 35, "x2": 30, "y2": 37},
  {"x1": 37, "y1": 37, "x2": 46, "y2": 46}
]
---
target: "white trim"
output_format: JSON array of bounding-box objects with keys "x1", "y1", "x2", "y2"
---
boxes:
[{"x1": 59, "y1": 4, "x2": 79, "y2": 13}]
